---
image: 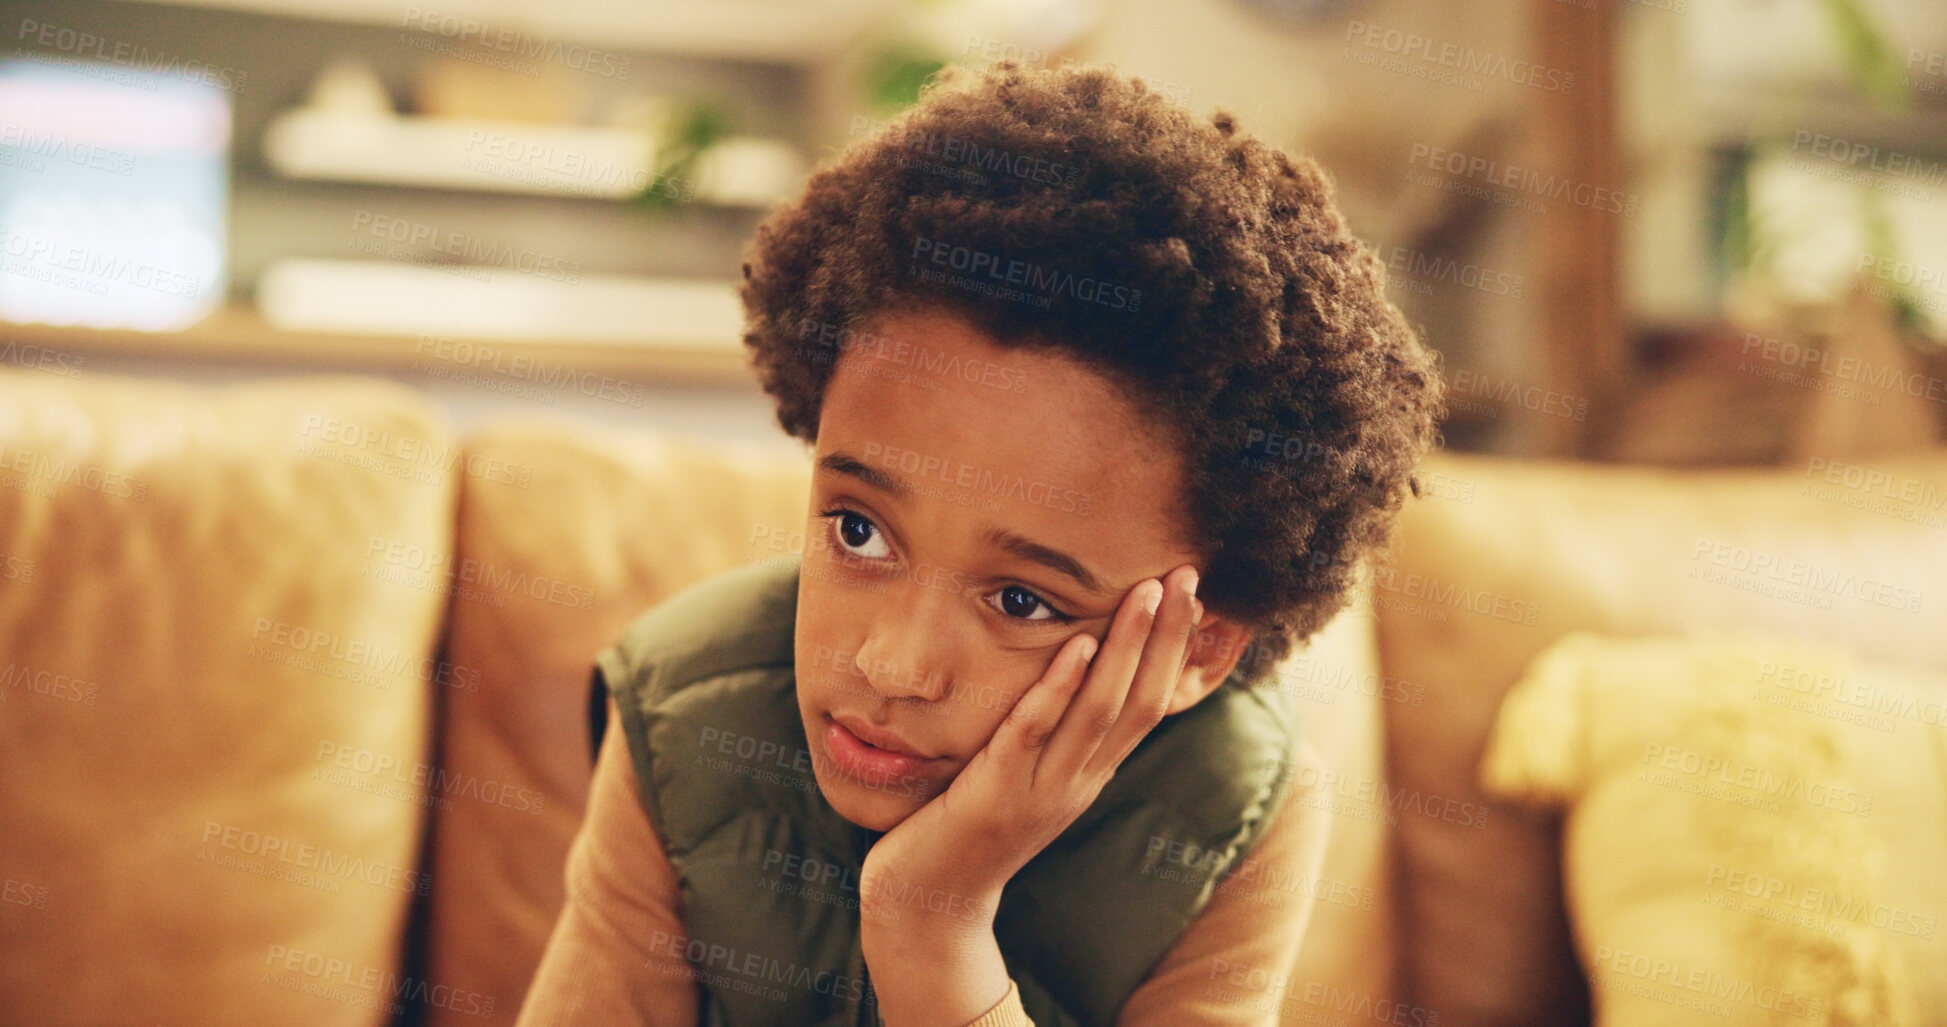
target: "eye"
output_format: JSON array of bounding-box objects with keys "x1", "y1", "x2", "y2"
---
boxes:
[
  {"x1": 986, "y1": 584, "x2": 1070, "y2": 623},
  {"x1": 819, "y1": 507, "x2": 892, "y2": 560}
]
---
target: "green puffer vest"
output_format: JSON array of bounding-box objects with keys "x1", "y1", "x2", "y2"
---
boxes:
[{"x1": 594, "y1": 554, "x2": 1298, "y2": 1027}]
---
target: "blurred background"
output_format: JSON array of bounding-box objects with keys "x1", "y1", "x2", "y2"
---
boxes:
[{"x1": 5, "y1": 0, "x2": 1944, "y2": 462}]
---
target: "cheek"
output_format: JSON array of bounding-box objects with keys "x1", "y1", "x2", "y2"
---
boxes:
[
  {"x1": 794, "y1": 580, "x2": 868, "y2": 702},
  {"x1": 946, "y1": 657, "x2": 1051, "y2": 745}
]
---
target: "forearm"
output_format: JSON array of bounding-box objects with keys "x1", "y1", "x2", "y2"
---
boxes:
[{"x1": 860, "y1": 883, "x2": 1017, "y2": 1027}]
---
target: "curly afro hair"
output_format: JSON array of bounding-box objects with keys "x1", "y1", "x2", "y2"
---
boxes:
[{"x1": 739, "y1": 59, "x2": 1444, "y2": 686}]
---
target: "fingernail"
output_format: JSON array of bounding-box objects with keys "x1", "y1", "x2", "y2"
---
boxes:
[
  {"x1": 1184, "y1": 568, "x2": 1200, "y2": 599},
  {"x1": 1078, "y1": 636, "x2": 1099, "y2": 664},
  {"x1": 1141, "y1": 581, "x2": 1163, "y2": 617}
]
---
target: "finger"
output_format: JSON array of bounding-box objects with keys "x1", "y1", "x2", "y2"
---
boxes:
[
  {"x1": 1040, "y1": 576, "x2": 1163, "y2": 782},
  {"x1": 991, "y1": 631, "x2": 1098, "y2": 773},
  {"x1": 1093, "y1": 564, "x2": 1201, "y2": 773}
]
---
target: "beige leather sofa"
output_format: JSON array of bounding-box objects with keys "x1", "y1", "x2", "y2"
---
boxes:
[{"x1": 2, "y1": 367, "x2": 1942, "y2": 1027}]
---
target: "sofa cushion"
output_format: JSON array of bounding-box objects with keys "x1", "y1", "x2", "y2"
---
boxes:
[
  {"x1": 423, "y1": 421, "x2": 813, "y2": 1026},
  {"x1": 1482, "y1": 632, "x2": 1943, "y2": 1025},
  {"x1": 1265, "y1": 592, "x2": 1413, "y2": 1026},
  {"x1": 1377, "y1": 447, "x2": 1947, "y2": 1026},
  {"x1": 0, "y1": 369, "x2": 454, "y2": 1027}
]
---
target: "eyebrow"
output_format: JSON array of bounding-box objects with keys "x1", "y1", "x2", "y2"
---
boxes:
[
  {"x1": 817, "y1": 451, "x2": 1108, "y2": 596},
  {"x1": 819, "y1": 453, "x2": 905, "y2": 499}
]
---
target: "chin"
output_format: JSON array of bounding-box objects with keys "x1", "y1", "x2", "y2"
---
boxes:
[{"x1": 820, "y1": 781, "x2": 920, "y2": 833}]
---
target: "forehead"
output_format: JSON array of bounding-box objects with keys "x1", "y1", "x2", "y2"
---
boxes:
[{"x1": 813, "y1": 309, "x2": 1192, "y2": 556}]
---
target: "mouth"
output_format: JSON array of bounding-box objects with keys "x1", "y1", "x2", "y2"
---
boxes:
[
  {"x1": 823, "y1": 713, "x2": 944, "y2": 786},
  {"x1": 830, "y1": 713, "x2": 932, "y2": 758}
]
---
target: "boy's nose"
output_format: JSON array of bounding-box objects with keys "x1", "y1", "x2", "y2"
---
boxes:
[
  {"x1": 850, "y1": 596, "x2": 953, "y2": 703},
  {"x1": 853, "y1": 647, "x2": 949, "y2": 703}
]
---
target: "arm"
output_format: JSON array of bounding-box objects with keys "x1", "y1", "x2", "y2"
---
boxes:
[
  {"x1": 890, "y1": 741, "x2": 1328, "y2": 1027},
  {"x1": 1118, "y1": 742, "x2": 1330, "y2": 1024},
  {"x1": 515, "y1": 697, "x2": 699, "y2": 1027},
  {"x1": 860, "y1": 571, "x2": 1188, "y2": 1027}
]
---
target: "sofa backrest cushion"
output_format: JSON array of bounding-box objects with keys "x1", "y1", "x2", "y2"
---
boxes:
[
  {"x1": 1376, "y1": 447, "x2": 1947, "y2": 1027},
  {"x1": 423, "y1": 421, "x2": 812, "y2": 1026},
  {"x1": 0, "y1": 369, "x2": 455, "y2": 1027}
]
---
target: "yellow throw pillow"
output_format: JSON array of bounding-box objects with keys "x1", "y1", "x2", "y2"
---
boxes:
[{"x1": 1481, "y1": 632, "x2": 1947, "y2": 1027}]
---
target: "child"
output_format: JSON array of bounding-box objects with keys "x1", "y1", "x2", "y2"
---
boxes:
[{"x1": 519, "y1": 59, "x2": 1442, "y2": 1027}]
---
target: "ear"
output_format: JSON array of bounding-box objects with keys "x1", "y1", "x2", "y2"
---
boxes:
[{"x1": 1165, "y1": 612, "x2": 1255, "y2": 715}]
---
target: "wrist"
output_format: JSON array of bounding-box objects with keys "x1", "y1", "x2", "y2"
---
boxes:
[
  {"x1": 859, "y1": 867, "x2": 1000, "y2": 943},
  {"x1": 860, "y1": 888, "x2": 1009, "y2": 1027}
]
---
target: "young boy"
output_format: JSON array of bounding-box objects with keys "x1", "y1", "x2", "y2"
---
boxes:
[{"x1": 518, "y1": 59, "x2": 1442, "y2": 1027}]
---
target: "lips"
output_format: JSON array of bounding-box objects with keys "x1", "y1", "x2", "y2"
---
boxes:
[
  {"x1": 822, "y1": 713, "x2": 943, "y2": 787},
  {"x1": 831, "y1": 713, "x2": 930, "y2": 759}
]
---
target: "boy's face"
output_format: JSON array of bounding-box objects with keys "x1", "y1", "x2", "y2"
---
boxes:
[{"x1": 794, "y1": 307, "x2": 1219, "y2": 831}]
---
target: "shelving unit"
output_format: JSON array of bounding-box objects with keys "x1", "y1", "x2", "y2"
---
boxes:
[
  {"x1": 261, "y1": 105, "x2": 806, "y2": 205},
  {"x1": 5, "y1": 0, "x2": 865, "y2": 386},
  {"x1": 0, "y1": 303, "x2": 757, "y2": 385}
]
